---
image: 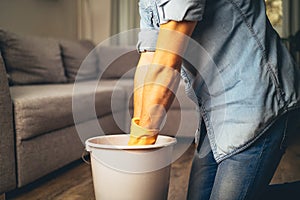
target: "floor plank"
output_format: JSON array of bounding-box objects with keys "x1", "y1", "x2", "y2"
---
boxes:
[
  {"x1": 168, "y1": 143, "x2": 195, "y2": 200},
  {"x1": 271, "y1": 130, "x2": 300, "y2": 184},
  {"x1": 0, "y1": 194, "x2": 6, "y2": 200},
  {"x1": 8, "y1": 162, "x2": 95, "y2": 200}
]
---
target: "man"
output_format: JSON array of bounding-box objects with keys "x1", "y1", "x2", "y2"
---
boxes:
[{"x1": 128, "y1": 0, "x2": 300, "y2": 199}]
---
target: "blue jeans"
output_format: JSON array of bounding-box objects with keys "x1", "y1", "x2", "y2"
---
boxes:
[{"x1": 187, "y1": 113, "x2": 290, "y2": 200}]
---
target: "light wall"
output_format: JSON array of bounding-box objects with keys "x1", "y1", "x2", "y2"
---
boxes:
[
  {"x1": 0, "y1": 0, "x2": 112, "y2": 44},
  {"x1": 0, "y1": 0, "x2": 78, "y2": 40}
]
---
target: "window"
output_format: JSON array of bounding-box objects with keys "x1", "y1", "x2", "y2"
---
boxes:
[
  {"x1": 266, "y1": 0, "x2": 300, "y2": 65},
  {"x1": 265, "y1": 0, "x2": 283, "y2": 36}
]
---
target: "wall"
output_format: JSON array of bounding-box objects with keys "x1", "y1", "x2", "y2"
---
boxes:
[
  {"x1": 0, "y1": 0, "x2": 78, "y2": 40},
  {"x1": 0, "y1": 0, "x2": 112, "y2": 44}
]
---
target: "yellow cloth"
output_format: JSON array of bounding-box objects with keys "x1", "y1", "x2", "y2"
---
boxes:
[{"x1": 128, "y1": 118, "x2": 159, "y2": 145}]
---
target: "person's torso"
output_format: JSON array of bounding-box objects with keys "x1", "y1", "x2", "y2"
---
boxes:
[{"x1": 141, "y1": 0, "x2": 300, "y2": 162}]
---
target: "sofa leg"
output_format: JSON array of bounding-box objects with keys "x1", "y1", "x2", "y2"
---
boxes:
[{"x1": 0, "y1": 194, "x2": 5, "y2": 200}]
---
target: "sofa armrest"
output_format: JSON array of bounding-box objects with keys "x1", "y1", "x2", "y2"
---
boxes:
[{"x1": 0, "y1": 53, "x2": 16, "y2": 193}]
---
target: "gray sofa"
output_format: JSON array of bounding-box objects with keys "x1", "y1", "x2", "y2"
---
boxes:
[{"x1": 0, "y1": 29, "x2": 198, "y2": 196}]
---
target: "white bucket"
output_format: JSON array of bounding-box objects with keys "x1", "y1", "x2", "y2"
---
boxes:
[{"x1": 85, "y1": 134, "x2": 177, "y2": 200}]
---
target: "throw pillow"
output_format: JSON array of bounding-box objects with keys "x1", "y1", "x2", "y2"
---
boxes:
[
  {"x1": 0, "y1": 29, "x2": 67, "y2": 85},
  {"x1": 60, "y1": 39, "x2": 98, "y2": 82}
]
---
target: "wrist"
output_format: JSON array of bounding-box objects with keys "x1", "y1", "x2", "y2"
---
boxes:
[
  {"x1": 131, "y1": 118, "x2": 159, "y2": 137},
  {"x1": 128, "y1": 118, "x2": 159, "y2": 145}
]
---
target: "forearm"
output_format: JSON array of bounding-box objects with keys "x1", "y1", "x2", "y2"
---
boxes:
[
  {"x1": 129, "y1": 20, "x2": 196, "y2": 145},
  {"x1": 133, "y1": 52, "x2": 155, "y2": 118},
  {"x1": 138, "y1": 20, "x2": 197, "y2": 129},
  {"x1": 138, "y1": 53, "x2": 181, "y2": 129}
]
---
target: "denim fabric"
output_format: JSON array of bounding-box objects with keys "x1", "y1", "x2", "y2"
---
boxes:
[
  {"x1": 157, "y1": 0, "x2": 206, "y2": 24},
  {"x1": 137, "y1": 0, "x2": 300, "y2": 162},
  {"x1": 137, "y1": 0, "x2": 160, "y2": 52},
  {"x1": 187, "y1": 113, "x2": 289, "y2": 200},
  {"x1": 137, "y1": 0, "x2": 206, "y2": 52}
]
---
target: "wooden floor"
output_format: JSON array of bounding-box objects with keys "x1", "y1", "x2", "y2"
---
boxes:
[
  {"x1": 6, "y1": 132, "x2": 300, "y2": 200},
  {"x1": 6, "y1": 141, "x2": 195, "y2": 200}
]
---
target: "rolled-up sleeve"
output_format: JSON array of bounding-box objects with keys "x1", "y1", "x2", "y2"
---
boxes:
[
  {"x1": 137, "y1": 29, "x2": 159, "y2": 53},
  {"x1": 136, "y1": 1, "x2": 160, "y2": 53},
  {"x1": 157, "y1": 0, "x2": 206, "y2": 24},
  {"x1": 137, "y1": 0, "x2": 206, "y2": 53}
]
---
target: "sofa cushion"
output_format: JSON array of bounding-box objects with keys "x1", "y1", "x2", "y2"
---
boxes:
[
  {"x1": 98, "y1": 46, "x2": 139, "y2": 79},
  {"x1": 0, "y1": 29, "x2": 66, "y2": 85},
  {"x1": 60, "y1": 39, "x2": 98, "y2": 82},
  {"x1": 10, "y1": 81, "x2": 126, "y2": 140}
]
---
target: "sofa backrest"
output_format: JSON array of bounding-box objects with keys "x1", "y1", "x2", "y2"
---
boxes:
[
  {"x1": 0, "y1": 29, "x2": 140, "y2": 86},
  {"x1": 0, "y1": 29, "x2": 67, "y2": 85},
  {"x1": 59, "y1": 39, "x2": 98, "y2": 82},
  {"x1": 98, "y1": 45, "x2": 139, "y2": 79}
]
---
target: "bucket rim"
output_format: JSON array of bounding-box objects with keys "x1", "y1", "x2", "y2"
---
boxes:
[{"x1": 85, "y1": 134, "x2": 177, "y2": 150}]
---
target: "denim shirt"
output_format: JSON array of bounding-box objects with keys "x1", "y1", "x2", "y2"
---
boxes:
[{"x1": 137, "y1": 0, "x2": 300, "y2": 163}]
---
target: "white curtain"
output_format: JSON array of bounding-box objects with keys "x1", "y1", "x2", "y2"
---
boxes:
[
  {"x1": 77, "y1": 0, "x2": 93, "y2": 40},
  {"x1": 111, "y1": 0, "x2": 139, "y2": 34},
  {"x1": 283, "y1": 0, "x2": 300, "y2": 37},
  {"x1": 282, "y1": 0, "x2": 300, "y2": 64},
  {"x1": 110, "y1": 0, "x2": 139, "y2": 45},
  {"x1": 77, "y1": 0, "x2": 112, "y2": 44}
]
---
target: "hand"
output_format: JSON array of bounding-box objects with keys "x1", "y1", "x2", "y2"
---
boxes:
[{"x1": 128, "y1": 118, "x2": 159, "y2": 145}]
